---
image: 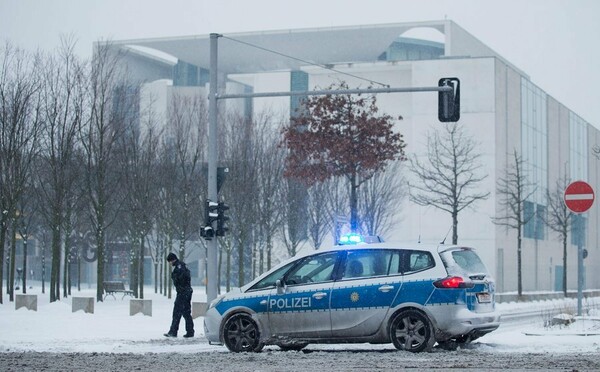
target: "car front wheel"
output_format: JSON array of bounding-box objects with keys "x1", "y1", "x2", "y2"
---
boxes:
[
  {"x1": 389, "y1": 309, "x2": 433, "y2": 352},
  {"x1": 222, "y1": 313, "x2": 264, "y2": 352}
]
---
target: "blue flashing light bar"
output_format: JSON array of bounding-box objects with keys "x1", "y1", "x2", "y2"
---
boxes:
[{"x1": 339, "y1": 233, "x2": 364, "y2": 245}]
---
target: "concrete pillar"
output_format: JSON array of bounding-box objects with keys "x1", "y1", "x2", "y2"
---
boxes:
[
  {"x1": 15, "y1": 294, "x2": 37, "y2": 311},
  {"x1": 192, "y1": 302, "x2": 208, "y2": 319},
  {"x1": 130, "y1": 299, "x2": 152, "y2": 316},
  {"x1": 72, "y1": 297, "x2": 94, "y2": 314}
]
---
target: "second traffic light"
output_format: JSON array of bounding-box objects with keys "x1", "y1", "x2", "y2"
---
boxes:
[
  {"x1": 202, "y1": 200, "x2": 219, "y2": 240},
  {"x1": 216, "y1": 202, "x2": 229, "y2": 237}
]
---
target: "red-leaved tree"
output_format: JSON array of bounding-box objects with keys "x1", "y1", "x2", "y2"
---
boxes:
[{"x1": 282, "y1": 81, "x2": 406, "y2": 232}]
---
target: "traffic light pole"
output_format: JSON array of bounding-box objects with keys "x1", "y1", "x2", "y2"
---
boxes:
[
  {"x1": 206, "y1": 33, "x2": 219, "y2": 303},
  {"x1": 205, "y1": 33, "x2": 458, "y2": 302}
]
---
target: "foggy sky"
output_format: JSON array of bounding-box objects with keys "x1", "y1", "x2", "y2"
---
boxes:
[{"x1": 1, "y1": 0, "x2": 599, "y2": 129}]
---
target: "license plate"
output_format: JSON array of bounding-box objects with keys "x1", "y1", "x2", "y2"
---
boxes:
[{"x1": 477, "y1": 293, "x2": 491, "y2": 303}]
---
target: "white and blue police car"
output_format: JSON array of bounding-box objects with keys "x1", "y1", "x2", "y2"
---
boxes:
[{"x1": 204, "y1": 235, "x2": 500, "y2": 352}]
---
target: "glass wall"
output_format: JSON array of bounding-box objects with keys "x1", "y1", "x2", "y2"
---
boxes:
[
  {"x1": 569, "y1": 112, "x2": 589, "y2": 245},
  {"x1": 521, "y1": 78, "x2": 548, "y2": 240}
]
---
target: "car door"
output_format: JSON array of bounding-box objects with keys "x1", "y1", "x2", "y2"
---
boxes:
[
  {"x1": 268, "y1": 251, "x2": 339, "y2": 338},
  {"x1": 330, "y1": 249, "x2": 402, "y2": 337}
]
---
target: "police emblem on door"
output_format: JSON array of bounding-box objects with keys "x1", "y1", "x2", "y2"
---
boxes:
[{"x1": 350, "y1": 292, "x2": 360, "y2": 302}]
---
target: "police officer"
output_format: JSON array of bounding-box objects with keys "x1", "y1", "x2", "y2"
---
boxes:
[{"x1": 164, "y1": 252, "x2": 194, "y2": 338}]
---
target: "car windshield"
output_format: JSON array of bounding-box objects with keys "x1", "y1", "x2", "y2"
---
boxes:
[{"x1": 440, "y1": 248, "x2": 489, "y2": 277}]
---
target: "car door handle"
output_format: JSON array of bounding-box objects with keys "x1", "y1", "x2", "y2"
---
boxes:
[
  {"x1": 312, "y1": 292, "x2": 328, "y2": 300},
  {"x1": 260, "y1": 300, "x2": 268, "y2": 306},
  {"x1": 378, "y1": 285, "x2": 394, "y2": 293}
]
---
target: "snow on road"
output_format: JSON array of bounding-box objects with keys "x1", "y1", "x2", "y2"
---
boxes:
[{"x1": 1, "y1": 285, "x2": 599, "y2": 357}]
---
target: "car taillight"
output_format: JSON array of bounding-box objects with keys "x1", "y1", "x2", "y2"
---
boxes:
[{"x1": 433, "y1": 276, "x2": 474, "y2": 289}]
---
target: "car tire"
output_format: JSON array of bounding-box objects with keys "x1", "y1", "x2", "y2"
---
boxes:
[
  {"x1": 222, "y1": 313, "x2": 264, "y2": 353},
  {"x1": 389, "y1": 309, "x2": 433, "y2": 352},
  {"x1": 277, "y1": 342, "x2": 308, "y2": 351}
]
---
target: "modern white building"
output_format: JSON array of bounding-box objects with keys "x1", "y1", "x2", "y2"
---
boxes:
[{"x1": 108, "y1": 20, "x2": 600, "y2": 294}]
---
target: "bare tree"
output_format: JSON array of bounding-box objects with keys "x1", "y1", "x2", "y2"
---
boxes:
[
  {"x1": 253, "y1": 112, "x2": 286, "y2": 272},
  {"x1": 0, "y1": 44, "x2": 42, "y2": 303},
  {"x1": 359, "y1": 160, "x2": 406, "y2": 238},
  {"x1": 220, "y1": 111, "x2": 259, "y2": 286},
  {"x1": 492, "y1": 149, "x2": 536, "y2": 298},
  {"x1": 410, "y1": 123, "x2": 489, "y2": 245},
  {"x1": 543, "y1": 174, "x2": 573, "y2": 296},
  {"x1": 168, "y1": 92, "x2": 206, "y2": 260},
  {"x1": 35, "y1": 38, "x2": 86, "y2": 301},
  {"x1": 306, "y1": 181, "x2": 333, "y2": 250},
  {"x1": 120, "y1": 108, "x2": 161, "y2": 299},
  {"x1": 81, "y1": 43, "x2": 131, "y2": 302}
]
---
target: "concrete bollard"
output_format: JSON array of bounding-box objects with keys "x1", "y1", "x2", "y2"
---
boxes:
[
  {"x1": 15, "y1": 294, "x2": 38, "y2": 311},
  {"x1": 72, "y1": 297, "x2": 94, "y2": 314},
  {"x1": 130, "y1": 299, "x2": 152, "y2": 316},
  {"x1": 192, "y1": 302, "x2": 208, "y2": 319}
]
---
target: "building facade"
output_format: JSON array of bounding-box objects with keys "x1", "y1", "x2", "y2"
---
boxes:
[{"x1": 108, "y1": 20, "x2": 600, "y2": 293}]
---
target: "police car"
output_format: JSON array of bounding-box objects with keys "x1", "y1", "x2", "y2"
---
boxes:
[{"x1": 204, "y1": 235, "x2": 500, "y2": 352}]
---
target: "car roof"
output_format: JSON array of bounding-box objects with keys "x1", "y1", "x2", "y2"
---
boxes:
[{"x1": 321, "y1": 242, "x2": 472, "y2": 253}]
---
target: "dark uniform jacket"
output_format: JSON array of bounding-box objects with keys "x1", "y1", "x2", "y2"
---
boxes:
[{"x1": 171, "y1": 259, "x2": 192, "y2": 293}]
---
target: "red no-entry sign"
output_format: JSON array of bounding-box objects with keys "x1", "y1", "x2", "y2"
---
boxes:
[{"x1": 564, "y1": 181, "x2": 595, "y2": 213}]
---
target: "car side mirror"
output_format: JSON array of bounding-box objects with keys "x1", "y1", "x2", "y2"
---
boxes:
[{"x1": 275, "y1": 279, "x2": 286, "y2": 295}]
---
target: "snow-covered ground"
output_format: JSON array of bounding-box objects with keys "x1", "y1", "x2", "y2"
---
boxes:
[{"x1": 1, "y1": 283, "x2": 599, "y2": 354}]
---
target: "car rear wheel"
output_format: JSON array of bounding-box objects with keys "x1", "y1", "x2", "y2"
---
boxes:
[
  {"x1": 389, "y1": 309, "x2": 433, "y2": 352},
  {"x1": 222, "y1": 313, "x2": 264, "y2": 352}
]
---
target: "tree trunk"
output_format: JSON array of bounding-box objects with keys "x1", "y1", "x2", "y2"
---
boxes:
[
  {"x1": 131, "y1": 242, "x2": 139, "y2": 298},
  {"x1": 350, "y1": 172, "x2": 358, "y2": 232},
  {"x1": 226, "y1": 249, "x2": 231, "y2": 292},
  {"x1": 96, "y1": 228, "x2": 105, "y2": 302},
  {"x1": 217, "y1": 246, "x2": 222, "y2": 295},
  {"x1": 50, "y1": 225, "x2": 61, "y2": 302},
  {"x1": 238, "y1": 241, "x2": 244, "y2": 287},
  {"x1": 452, "y1": 211, "x2": 458, "y2": 245},
  {"x1": 63, "y1": 236, "x2": 70, "y2": 298},
  {"x1": 9, "y1": 228, "x2": 17, "y2": 302},
  {"x1": 22, "y1": 238, "x2": 27, "y2": 294},
  {"x1": 154, "y1": 262, "x2": 158, "y2": 294},
  {"x1": 0, "y1": 222, "x2": 6, "y2": 304},
  {"x1": 139, "y1": 236, "x2": 145, "y2": 299}
]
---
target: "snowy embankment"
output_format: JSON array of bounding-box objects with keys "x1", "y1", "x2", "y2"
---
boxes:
[{"x1": 0, "y1": 284, "x2": 599, "y2": 354}]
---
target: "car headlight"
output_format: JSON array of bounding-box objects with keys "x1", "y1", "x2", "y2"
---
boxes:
[{"x1": 209, "y1": 294, "x2": 225, "y2": 309}]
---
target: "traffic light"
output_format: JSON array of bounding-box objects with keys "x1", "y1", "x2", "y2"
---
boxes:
[
  {"x1": 216, "y1": 202, "x2": 230, "y2": 237},
  {"x1": 201, "y1": 200, "x2": 219, "y2": 240},
  {"x1": 438, "y1": 77, "x2": 460, "y2": 122}
]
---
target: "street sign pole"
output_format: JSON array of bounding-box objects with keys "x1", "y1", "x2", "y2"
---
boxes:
[{"x1": 564, "y1": 180, "x2": 595, "y2": 316}]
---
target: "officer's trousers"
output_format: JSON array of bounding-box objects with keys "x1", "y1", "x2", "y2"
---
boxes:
[{"x1": 169, "y1": 289, "x2": 194, "y2": 335}]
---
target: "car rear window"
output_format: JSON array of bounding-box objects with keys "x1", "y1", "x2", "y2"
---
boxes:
[{"x1": 441, "y1": 248, "x2": 489, "y2": 277}]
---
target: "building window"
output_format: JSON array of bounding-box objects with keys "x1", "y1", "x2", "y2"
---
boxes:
[
  {"x1": 521, "y1": 78, "x2": 548, "y2": 240},
  {"x1": 569, "y1": 112, "x2": 588, "y2": 181},
  {"x1": 290, "y1": 70, "x2": 308, "y2": 116}
]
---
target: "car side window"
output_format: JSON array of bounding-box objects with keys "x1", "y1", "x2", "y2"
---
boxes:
[
  {"x1": 404, "y1": 250, "x2": 435, "y2": 274},
  {"x1": 343, "y1": 250, "x2": 395, "y2": 279},
  {"x1": 249, "y1": 262, "x2": 295, "y2": 291},
  {"x1": 284, "y1": 252, "x2": 338, "y2": 286}
]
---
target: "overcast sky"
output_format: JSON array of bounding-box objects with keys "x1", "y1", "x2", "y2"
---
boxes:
[{"x1": 1, "y1": 0, "x2": 599, "y2": 128}]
